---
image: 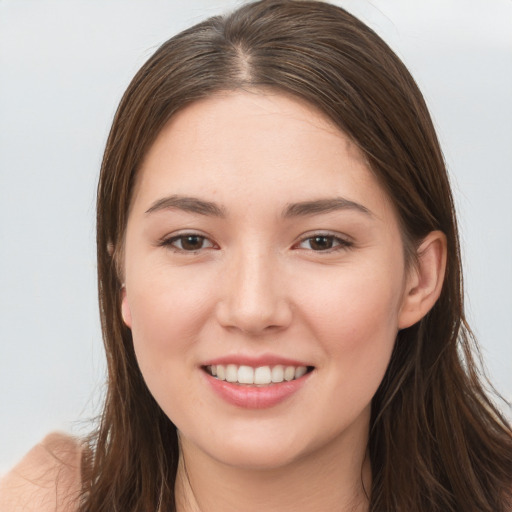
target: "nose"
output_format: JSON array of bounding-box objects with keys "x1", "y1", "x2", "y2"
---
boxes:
[{"x1": 215, "y1": 248, "x2": 293, "y2": 335}]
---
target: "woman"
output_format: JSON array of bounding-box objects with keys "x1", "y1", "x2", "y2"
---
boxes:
[{"x1": 1, "y1": 1, "x2": 510, "y2": 511}]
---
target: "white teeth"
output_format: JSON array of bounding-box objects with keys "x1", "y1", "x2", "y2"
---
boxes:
[
  {"x1": 284, "y1": 366, "x2": 295, "y2": 381},
  {"x1": 254, "y1": 366, "x2": 272, "y2": 385},
  {"x1": 226, "y1": 364, "x2": 238, "y2": 383},
  {"x1": 216, "y1": 365, "x2": 226, "y2": 380},
  {"x1": 271, "y1": 365, "x2": 284, "y2": 383},
  {"x1": 206, "y1": 364, "x2": 310, "y2": 385},
  {"x1": 237, "y1": 365, "x2": 254, "y2": 384},
  {"x1": 295, "y1": 366, "x2": 307, "y2": 379}
]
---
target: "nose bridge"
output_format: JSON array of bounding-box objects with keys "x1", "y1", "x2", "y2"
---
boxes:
[{"x1": 218, "y1": 241, "x2": 291, "y2": 333}]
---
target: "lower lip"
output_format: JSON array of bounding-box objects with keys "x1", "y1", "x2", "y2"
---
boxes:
[{"x1": 204, "y1": 371, "x2": 311, "y2": 409}]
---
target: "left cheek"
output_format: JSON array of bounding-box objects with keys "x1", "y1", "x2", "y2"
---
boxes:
[{"x1": 300, "y1": 272, "x2": 400, "y2": 361}]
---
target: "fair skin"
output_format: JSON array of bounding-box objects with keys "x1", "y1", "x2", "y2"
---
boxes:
[{"x1": 120, "y1": 91, "x2": 446, "y2": 512}]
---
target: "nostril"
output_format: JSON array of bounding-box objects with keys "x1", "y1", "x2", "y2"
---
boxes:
[{"x1": 215, "y1": 297, "x2": 293, "y2": 335}]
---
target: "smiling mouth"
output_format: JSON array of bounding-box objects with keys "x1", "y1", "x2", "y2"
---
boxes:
[{"x1": 203, "y1": 364, "x2": 314, "y2": 386}]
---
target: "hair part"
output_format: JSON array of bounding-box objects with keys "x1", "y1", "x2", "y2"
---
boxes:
[{"x1": 82, "y1": 2, "x2": 512, "y2": 511}]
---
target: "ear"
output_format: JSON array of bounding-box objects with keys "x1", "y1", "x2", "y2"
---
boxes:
[
  {"x1": 120, "y1": 285, "x2": 133, "y2": 328},
  {"x1": 398, "y1": 231, "x2": 447, "y2": 329}
]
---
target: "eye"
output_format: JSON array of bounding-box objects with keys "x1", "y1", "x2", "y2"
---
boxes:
[
  {"x1": 162, "y1": 233, "x2": 216, "y2": 252},
  {"x1": 296, "y1": 234, "x2": 352, "y2": 252}
]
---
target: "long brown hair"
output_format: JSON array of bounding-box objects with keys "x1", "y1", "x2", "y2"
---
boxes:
[{"x1": 81, "y1": 1, "x2": 512, "y2": 510}]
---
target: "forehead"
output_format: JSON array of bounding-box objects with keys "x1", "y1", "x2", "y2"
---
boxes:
[{"x1": 132, "y1": 90, "x2": 393, "y2": 220}]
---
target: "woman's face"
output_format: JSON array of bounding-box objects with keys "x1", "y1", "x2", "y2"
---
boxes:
[{"x1": 121, "y1": 91, "x2": 414, "y2": 469}]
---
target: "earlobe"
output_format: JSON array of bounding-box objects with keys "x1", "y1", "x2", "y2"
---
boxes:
[
  {"x1": 120, "y1": 284, "x2": 133, "y2": 328},
  {"x1": 398, "y1": 231, "x2": 447, "y2": 329}
]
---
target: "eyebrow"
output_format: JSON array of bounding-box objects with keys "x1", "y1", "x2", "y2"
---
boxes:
[
  {"x1": 145, "y1": 194, "x2": 372, "y2": 218},
  {"x1": 282, "y1": 197, "x2": 372, "y2": 218},
  {"x1": 145, "y1": 195, "x2": 226, "y2": 217}
]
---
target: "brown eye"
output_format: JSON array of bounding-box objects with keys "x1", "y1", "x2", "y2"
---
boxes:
[
  {"x1": 181, "y1": 235, "x2": 205, "y2": 250},
  {"x1": 164, "y1": 234, "x2": 215, "y2": 252},
  {"x1": 309, "y1": 236, "x2": 334, "y2": 251},
  {"x1": 297, "y1": 234, "x2": 352, "y2": 252}
]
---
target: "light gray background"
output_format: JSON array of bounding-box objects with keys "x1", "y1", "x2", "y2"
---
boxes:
[{"x1": 1, "y1": 0, "x2": 511, "y2": 474}]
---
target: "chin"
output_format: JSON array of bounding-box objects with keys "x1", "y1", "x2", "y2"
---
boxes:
[
  {"x1": 183, "y1": 417, "x2": 351, "y2": 473},
  {"x1": 209, "y1": 440, "x2": 307, "y2": 471}
]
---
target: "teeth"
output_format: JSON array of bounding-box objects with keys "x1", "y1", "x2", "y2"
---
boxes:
[
  {"x1": 284, "y1": 366, "x2": 295, "y2": 381},
  {"x1": 226, "y1": 364, "x2": 238, "y2": 383},
  {"x1": 238, "y1": 365, "x2": 254, "y2": 384},
  {"x1": 295, "y1": 366, "x2": 307, "y2": 378},
  {"x1": 254, "y1": 366, "x2": 272, "y2": 385},
  {"x1": 216, "y1": 365, "x2": 225, "y2": 380},
  {"x1": 206, "y1": 364, "x2": 309, "y2": 385},
  {"x1": 271, "y1": 365, "x2": 284, "y2": 383}
]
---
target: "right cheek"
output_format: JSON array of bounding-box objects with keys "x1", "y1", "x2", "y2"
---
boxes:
[
  {"x1": 128, "y1": 258, "x2": 224, "y2": 342},
  {"x1": 130, "y1": 289, "x2": 210, "y2": 351}
]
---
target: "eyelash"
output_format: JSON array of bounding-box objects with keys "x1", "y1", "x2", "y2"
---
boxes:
[
  {"x1": 294, "y1": 232, "x2": 354, "y2": 254},
  {"x1": 159, "y1": 233, "x2": 217, "y2": 253},
  {"x1": 294, "y1": 233, "x2": 353, "y2": 252},
  {"x1": 159, "y1": 232, "x2": 353, "y2": 253}
]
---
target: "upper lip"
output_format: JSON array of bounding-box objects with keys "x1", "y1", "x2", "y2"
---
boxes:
[{"x1": 201, "y1": 354, "x2": 312, "y2": 368}]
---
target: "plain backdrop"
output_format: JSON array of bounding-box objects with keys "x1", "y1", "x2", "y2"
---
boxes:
[{"x1": 1, "y1": 0, "x2": 511, "y2": 474}]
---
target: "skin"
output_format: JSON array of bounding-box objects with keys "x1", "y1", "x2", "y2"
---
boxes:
[{"x1": 120, "y1": 91, "x2": 446, "y2": 512}]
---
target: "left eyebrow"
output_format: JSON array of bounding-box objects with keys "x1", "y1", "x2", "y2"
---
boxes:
[{"x1": 282, "y1": 197, "x2": 372, "y2": 218}]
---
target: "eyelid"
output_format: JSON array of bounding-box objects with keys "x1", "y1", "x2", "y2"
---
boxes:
[
  {"x1": 157, "y1": 230, "x2": 352, "y2": 253},
  {"x1": 158, "y1": 231, "x2": 218, "y2": 252},
  {"x1": 293, "y1": 231, "x2": 354, "y2": 251}
]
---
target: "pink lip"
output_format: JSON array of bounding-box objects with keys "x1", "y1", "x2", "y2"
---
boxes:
[
  {"x1": 201, "y1": 368, "x2": 312, "y2": 411},
  {"x1": 202, "y1": 354, "x2": 310, "y2": 367}
]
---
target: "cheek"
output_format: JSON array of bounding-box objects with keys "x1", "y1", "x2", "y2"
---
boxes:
[
  {"x1": 127, "y1": 269, "x2": 214, "y2": 382},
  {"x1": 296, "y1": 263, "x2": 403, "y2": 372},
  {"x1": 127, "y1": 279, "x2": 214, "y2": 424},
  {"x1": 291, "y1": 268, "x2": 401, "y2": 438}
]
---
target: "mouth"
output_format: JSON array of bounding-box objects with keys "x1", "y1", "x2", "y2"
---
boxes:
[{"x1": 203, "y1": 364, "x2": 314, "y2": 386}]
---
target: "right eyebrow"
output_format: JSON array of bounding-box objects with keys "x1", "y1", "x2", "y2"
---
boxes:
[{"x1": 145, "y1": 195, "x2": 226, "y2": 217}]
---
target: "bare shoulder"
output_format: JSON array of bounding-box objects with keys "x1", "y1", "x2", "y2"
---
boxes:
[{"x1": 0, "y1": 432, "x2": 84, "y2": 512}]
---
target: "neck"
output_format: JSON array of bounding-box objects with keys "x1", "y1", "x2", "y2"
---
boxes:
[{"x1": 175, "y1": 427, "x2": 371, "y2": 512}]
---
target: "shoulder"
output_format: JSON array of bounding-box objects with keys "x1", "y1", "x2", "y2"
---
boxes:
[{"x1": 0, "y1": 432, "x2": 83, "y2": 512}]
